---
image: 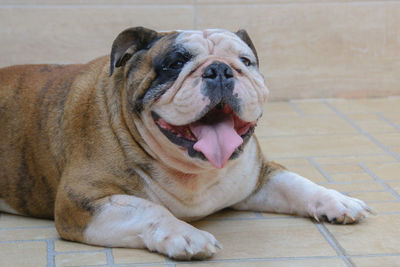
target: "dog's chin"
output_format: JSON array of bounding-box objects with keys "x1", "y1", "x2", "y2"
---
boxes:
[{"x1": 152, "y1": 103, "x2": 257, "y2": 167}]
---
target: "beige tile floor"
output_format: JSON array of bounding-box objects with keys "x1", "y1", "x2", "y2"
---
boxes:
[{"x1": 1, "y1": 97, "x2": 400, "y2": 267}]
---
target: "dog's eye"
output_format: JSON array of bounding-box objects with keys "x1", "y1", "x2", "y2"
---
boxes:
[
  {"x1": 162, "y1": 59, "x2": 186, "y2": 71},
  {"x1": 169, "y1": 60, "x2": 185, "y2": 70},
  {"x1": 240, "y1": 57, "x2": 252, "y2": 67}
]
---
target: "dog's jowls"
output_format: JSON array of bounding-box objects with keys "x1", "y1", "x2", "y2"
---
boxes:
[{"x1": 0, "y1": 27, "x2": 372, "y2": 260}]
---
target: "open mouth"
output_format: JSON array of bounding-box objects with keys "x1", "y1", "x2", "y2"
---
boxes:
[{"x1": 152, "y1": 103, "x2": 257, "y2": 169}]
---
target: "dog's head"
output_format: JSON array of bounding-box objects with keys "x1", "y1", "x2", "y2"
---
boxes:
[{"x1": 110, "y1": 27, "x2": 268, "y2": 170}]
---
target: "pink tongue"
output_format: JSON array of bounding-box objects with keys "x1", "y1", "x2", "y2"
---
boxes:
[{"x1": 189, "y1": 114, "x2": 243, "y2": 169}]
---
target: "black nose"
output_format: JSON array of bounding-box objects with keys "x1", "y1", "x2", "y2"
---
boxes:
[
  {"x1": 201, "y1": 61, "x2": 238, "y2": 114},
  {"x1": 202, "y1": 62, "x2": 234, "y2": 81}
]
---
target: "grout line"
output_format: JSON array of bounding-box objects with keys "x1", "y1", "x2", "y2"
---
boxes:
[
  {"x1": 377, "y1": 113, "x2": 400, "y2": 132},
  {"x1": 106, "y1": 248, "x2": 115, "y2": 266},
  {"x1": 322, "y1": 100, "x2": 400, "y2": 161},
  {"x1": 46, "y1": 239, "x2": 56, "y2": 267},
  {"x1": 288, "y1": 100, "x2": 305, "y2": 116},
  {"x1": 254, "y1": 211, "x2": 264, "y2": 218},
  {"x1": 315, "y1": 223, "x2": 355, "y2": 267},
  {"x1": 308, "y1": 157, "x2": 334, "y2": 182},
  {"x1": 359, "y1": 163, "x2": 400, "y2": 202}
]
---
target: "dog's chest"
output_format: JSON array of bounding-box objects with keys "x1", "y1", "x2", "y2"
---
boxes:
[{"x1": 142, "y1": 139, "x2": 261, "y2": 220}]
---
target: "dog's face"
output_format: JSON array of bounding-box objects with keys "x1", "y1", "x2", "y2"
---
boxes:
[{"x1": 110, "y1": 27, "x2": 268, "y2": 170}]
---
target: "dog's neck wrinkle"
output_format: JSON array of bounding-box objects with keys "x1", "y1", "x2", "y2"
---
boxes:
[{"x1": 106, "y1": 75, "x2": 157, "y2": 163}]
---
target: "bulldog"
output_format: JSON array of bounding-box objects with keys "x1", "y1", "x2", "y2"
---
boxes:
[{"x1": 0, "y1": 27, "x2": 371, "y2": 260}]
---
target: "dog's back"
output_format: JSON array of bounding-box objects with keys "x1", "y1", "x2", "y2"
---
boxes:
[{"x1": 0, "y1": 63, "x2": 87, "y2": 218}]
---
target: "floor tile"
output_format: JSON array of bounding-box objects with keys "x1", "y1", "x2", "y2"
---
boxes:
[
  {"x1": 257, "y1": 115, "x2": 357, "y2": 137},
  {"x1": 0, "y1": 242, "x2": 47, "y2": 267},
  {"x1": 262, "y1": 102, "x2": 301, "y2": 117},
  {"x1": 0, "y1": 227, "x2": 59, "y2": 242},
  {"x1": 372, "y1": 133, "x2": 400, "y2": 148},
  {"x1": 329, "y1": 172, "x2": 374, "y2": 182},
  {"x1": 327, "y1": 98, "x2": 400, "y2": 114},
  {"x1": 0, "y1": 214, "x2": 54, "y2": 228},
  {"x1": 323, "y1": 182, "x2": 384, "y2": 193},
  {"x1": 319, "y1": 164, "x2": 364, "y2": 174},
  {"x1": 285, "y1": 164, "x2": 327, "y2": 183},
  {"x1": 368, "y1": 202, "x2": 400, "y2": 213},
  {"x1": 392, "y1": 146, "x2": 400, "y2": 154},
  {"x1": 258, "y1": 134, "x2": 384, "y2": 158},
  {"x1": 54, "y1": 240, "x2": 103, "y2": 252},
  {"x1": 386, "y1": 181, "x2": 400, "y2": 195},
  {"x1": 193, "y1": 218, "x2": 336, "y2": 259},
  {"x1": 365, "y1": 162, "x2": 400, "y2": 181},
  {"x1": 313, "y1": 155, "x2": 397, "y2": 165},
  {"x1": 260, "y1": 212, "x2": 294, "y2": 219},
  {"x1": 326, "y1": 215, "x2": 400, "y2": 255},
  {"x1": 381, "y1": 112, "x2": 400, "y2": 126},
  {"x1": 347, "y1": 113, "x2": 398, "y2": 133},
  {"x1": 291, "y1": 100, "x2": 336, "y2": 116},
  {"x1": 204, "y1": 209, "x2": 259, "y2": 220},
  {"x1": 352, "y1": 256, "x2": 400, "y2": 267},
  {"x1": 178, "y1": 258, "x2": 346, "y2": 267},
  {"x1": 268, "y1": 157, "x2": 310, "y2": 166},
  {"x1": 112, "y1": 248, "x2": 166, "y2": 264},
  {"x1": 55, "y1": 252, "x2": 107, "y2": 266},
  {"x1": 348, "y1": 191, "x2": 397, "y2": 202}
]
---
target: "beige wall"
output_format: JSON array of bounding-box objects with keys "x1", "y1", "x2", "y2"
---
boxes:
[{"x1": 1, "y1": 0, "x2": 399, "y2": 100}]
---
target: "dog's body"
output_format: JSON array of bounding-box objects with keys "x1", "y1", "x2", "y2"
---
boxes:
[{"x1": 0, "y1": 27, "x2": 370, "y2": 259}]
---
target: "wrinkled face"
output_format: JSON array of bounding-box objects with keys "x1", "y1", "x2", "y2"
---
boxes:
[{"x1": 114, "y1": 28, "x2": 268, "y2": 170}]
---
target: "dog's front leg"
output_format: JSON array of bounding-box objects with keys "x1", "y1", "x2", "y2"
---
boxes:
[
  {"x1": 56, "y1": 191, "x2": 221, "y2": 260},
  {"x1": 233, "y1": 161, "x2": 371, "y2": 224}
]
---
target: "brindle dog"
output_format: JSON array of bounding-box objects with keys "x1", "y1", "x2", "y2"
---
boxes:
[{"x1": 0, "y1": 27, "x2": 371, "y2": 260}]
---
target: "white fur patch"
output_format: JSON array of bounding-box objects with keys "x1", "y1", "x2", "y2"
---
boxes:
[
  {"x1": 84, "y1": 195, "x2": 221, "y2": 260},
  {"x1": 0, "y1": 199, "x2": 20, "y2": 215},
  {"x1": 234, "y1": 170, "x2": 370, "y2": 224},
  {"x1": 143, "y1": 137, "x2": 261, "y2": 220}
]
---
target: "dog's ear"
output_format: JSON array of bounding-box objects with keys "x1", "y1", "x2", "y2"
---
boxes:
[
  {"x1": 235, "y1": 29, "x2": 259, "y2": 67},
  {"x1": 110, "y1": 27, "x2": 160, "y2": 76}
]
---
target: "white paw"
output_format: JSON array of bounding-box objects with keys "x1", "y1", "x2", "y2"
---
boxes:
[
  {"x1": 309, "y1": 188, "x2": 373, "y2": 224},
  {"x1": 144, "y1": 219, "x2": 222, "y2": 260}
]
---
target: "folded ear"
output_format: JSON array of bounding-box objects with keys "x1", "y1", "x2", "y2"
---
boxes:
[
  {"x1": 235, "y1": 29, "x2": 259, "y2": 67},
  {"x1": 110, "y1": 26, "x2": 160, "y2": 76}
]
